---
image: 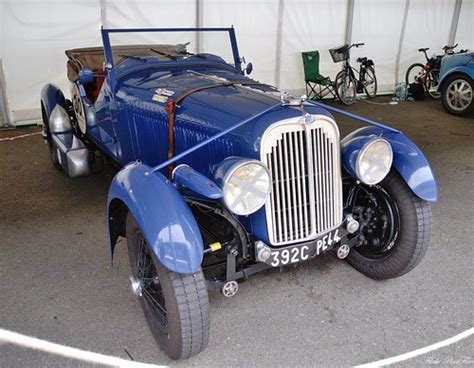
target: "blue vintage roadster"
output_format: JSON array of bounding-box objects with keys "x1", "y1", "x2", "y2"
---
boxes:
[
  {"x1": 438, "y1": 51, "x2": 474, "y2": 115},
  {"x1": 41, "y1": 27, "x2": 437, "y2": 359}
]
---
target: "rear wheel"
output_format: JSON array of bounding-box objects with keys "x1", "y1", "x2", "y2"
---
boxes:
[
  {"x1": 363, "y1": 66, "x2": 377, "y2": 98},
  {"x1": 41, "y1": 105, "x2": 62, "y2": 171},
  {"x1": 441, "y1": 74, "x2": 473, "y2": 116},
  {"x1": 335, "y1": 70, "x2": 357, "y2": 105},
  {"x1": 126, "y1": 214, "x2": 210, "y2": 359},
  {"x1": 346, "y1": 171, "x2": 432, "y2": 280}
]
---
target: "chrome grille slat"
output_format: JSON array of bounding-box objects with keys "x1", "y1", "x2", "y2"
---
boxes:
[
  {"x1": 273, "y1": 146, "x2": 282, "y2": 242},
  {"x1": 278, "y1": 141, "x2": 287, "y2": 242},
  {"x1": 262, "y1": 116, "x2": 343, "y2": 246},
  {"x1": 322, "y1": 131, "x2": 329, "y2": 231},
  {"x1": 299, "y1": 132, "x2": 309, "y2": 237},
  {"x1": 288, "y1": 134, "x2": 295, "y2": 238},
  {"x1": 283, "y1": 136, "x2": 293, "y2": 241},
  {"x1": 294, "y1": 132, "x2": 304, "y2": 239}
]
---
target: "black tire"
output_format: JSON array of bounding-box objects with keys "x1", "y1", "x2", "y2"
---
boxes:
[
  {"x1": 126, "y1": 213, "x2": 210, "y2": 360},
  {"x1": 346, "y1": 170, "x2": 432, "y2": 280},
  {"x1": 425, "y1": 69, "x2": 441, "y2": 99},
  {"x1": 363, "y1": 66, "x2": 377, "y2": 98},
  {"x1": 335, "y1": 70, "x2": 357, "y2": 105},
  {"x1": 405, "y1": 63, "x2": 426, "y2": 86},
  {"x1": 41, "y1": 105, "x2": 62, "y2": 171},
  {"x1": 441, "y1": 73, "x2": 474, "y2": 116}
]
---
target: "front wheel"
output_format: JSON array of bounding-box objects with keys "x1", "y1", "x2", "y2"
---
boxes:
[
  {"x1": 335, "y1": 70, "x2": 357, "y2": 105},
  {"x1": 441, "y1": 74, "x2": 473, "y2": 116},
  {"x1": 405, "y1": 63, "x2": 426, "y2": 86},
  {"x1": 346, "y1": 170, "x2": 432, "y2": 280},
  {"x1": 126, "y1": 214, "x2": 210, "y2": 360}
]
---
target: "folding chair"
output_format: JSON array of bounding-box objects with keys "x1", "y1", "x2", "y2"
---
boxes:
[{"x1": 301, "y1": 51, "x2": 336, "y2": 100}]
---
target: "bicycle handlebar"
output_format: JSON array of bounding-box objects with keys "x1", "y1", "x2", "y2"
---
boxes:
[
  {"x1": 443, "y1": 43, "x2": 458, "y2": 51},
  {"x1": 348, "y1": 43, "x2": 365, "y2": 50}
]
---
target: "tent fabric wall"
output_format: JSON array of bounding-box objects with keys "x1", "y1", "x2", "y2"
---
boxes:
[
  {"x1": 456, "y1": 0, "x2": 473, "y2": 51},
  {"x1": 0, "y1": 0, "x2": 472, "y2": 125},
  {"x1": 2, "y1": 0, "x2": 101, "y2": 122},
  {"x1": 398, "y1": 0, "x2": 456, "y2": 86},
  {"x1": 0, "y1": 2, "x2": 4, "y2": 60},
  {"x1": 351, "y1": 0, "x2": 406, "y2": 91},
  {"x1": 202, "y1": 0, "x2": 279, "y2": 87},
  {"x1": 278, "y1": 0, "x2": 348, "y2": 93}
]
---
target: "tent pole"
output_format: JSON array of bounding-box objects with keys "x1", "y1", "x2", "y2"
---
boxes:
[
  {"x1": 196, "y1": 0, "x2": 203, "y2": 53},
  {"x1": 99, "y1": 0, "x2": 107, "y2": 27},
  {"x1": 345, "y1": 0, "x2": 355, "y2": 44},
  {"x1": 274, "y1": 0, "x2": 284, "y2": 88},
  {"x1": 448, "y1": 0, "x2": 462, "y2": 46},
  {"x1": 394, "y1": 0, "x2": 410, "y2": 85},
  {"x1": 0, "y1": 59, "x2": 11, "y2": 127}
]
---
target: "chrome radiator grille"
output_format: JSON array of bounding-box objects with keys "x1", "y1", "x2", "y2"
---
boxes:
[{"x1": 261, "y1": 117, "x2": 343, "y2": 245}]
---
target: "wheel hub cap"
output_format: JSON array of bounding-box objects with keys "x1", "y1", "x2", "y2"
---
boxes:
[{"x1": 447, "y1": 79, "x2": 472, "y2": 111}]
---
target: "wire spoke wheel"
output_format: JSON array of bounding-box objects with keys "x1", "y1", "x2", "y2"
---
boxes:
[
  {"x1": 363, "y1": 67, "x2": 377, "y2": 98},
  {"x1": 335, "y1": 70, "x2": 356, "y2": 105},
  {"x1": 406, "y1": 63, "x2": 427, "y2": 86},
  {"x1": 126, "y1": 214, "x2": 210, "y2": 360},
  {"x1": 345, "y1": 170, "x2": 432, "y2": 280},
  {"x1": 133, "y1": 235, "x2": 169, "y2": 331},
  {"x1": 351, "y1": 185, "x2": 400, "y2": 259}
]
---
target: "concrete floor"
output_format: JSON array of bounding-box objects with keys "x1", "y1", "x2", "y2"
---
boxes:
[{"x1": 0, "y1": 97, "x2": 473, "y2": 367}]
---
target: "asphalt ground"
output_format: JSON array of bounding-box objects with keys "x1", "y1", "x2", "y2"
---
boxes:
[{"x1": 0, "y1": 97, "x2": 473, "y2": 367}]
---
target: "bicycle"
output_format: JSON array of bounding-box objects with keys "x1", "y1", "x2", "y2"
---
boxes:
[
  {"x1": 405, "y1": 44, "x2": 467, "y2": 99},
  {"x1": 330, "y1": 43, "x2": 377, "y2": 106}
]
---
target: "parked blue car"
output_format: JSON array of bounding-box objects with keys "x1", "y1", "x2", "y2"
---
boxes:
[
  {"x1": 41, "y1": 27, "x2": 437, "y2": 359},
  {"x1": 438, "y1": 51, "x2": 474, "y2": 115}
]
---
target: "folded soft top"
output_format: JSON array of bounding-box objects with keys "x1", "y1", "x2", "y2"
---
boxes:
[{"x1": 65, "y1": 44, "x2": 180, "y2": 82}]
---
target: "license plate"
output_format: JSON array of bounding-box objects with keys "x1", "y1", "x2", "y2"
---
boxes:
[{"x1": 265, "y1": 228, "x2": 342, "y2": 267}]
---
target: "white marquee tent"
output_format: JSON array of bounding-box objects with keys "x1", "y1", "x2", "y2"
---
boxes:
[{"x1": 0, "y1": 0, "x2": 472, "y2": 126}]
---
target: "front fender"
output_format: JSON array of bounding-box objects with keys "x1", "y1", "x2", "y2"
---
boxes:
[
  {"x1": 342, "y1": 126, "x2": 438, "y2": 202},
  {"x1": 107, "y1": 162, "x2": 204, "y2": 274},
  {"x1": 438, "y1": 66, "x2": 474, "y2": 89}
]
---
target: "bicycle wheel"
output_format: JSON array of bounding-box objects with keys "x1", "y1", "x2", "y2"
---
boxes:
[
  {"x1": 425, "y1": 69, "x2": 441, "y2": 99},
  {"x1": 335, "y1": 70, "x2": 357, "y2": 105},
  {"x1": 405, "y1": 63, "x2": 427, "y2": 86},
  {"x1": 363, "y1": 66, "x2": 377, "y2": 98}
]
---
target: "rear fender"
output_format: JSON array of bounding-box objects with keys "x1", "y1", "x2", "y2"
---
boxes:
[
  {"x1": 41, "y1": 84, "x2": 68, "y2": 119},
  {"x1": 107, "y1": 162, "x2": 204, "y2": 274},
  {"x1": 342, "y1": 126, "x2": 438, "y2": 202}
]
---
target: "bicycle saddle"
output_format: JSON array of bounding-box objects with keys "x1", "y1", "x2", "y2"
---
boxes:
[
  {"x1": 357, "y1": 57, "x2": 367, "y2": 63},
  {"x1": 418, "y1": 48, "x2": 429, "y2": 52}
]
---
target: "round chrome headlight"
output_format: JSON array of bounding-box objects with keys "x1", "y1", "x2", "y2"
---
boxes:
[
  {"x1": 356, "y1": 138, "x2": 393, "y2": 185},
  {"x1": 222, "y1": 159, "x2": 271, "y2": 216}
]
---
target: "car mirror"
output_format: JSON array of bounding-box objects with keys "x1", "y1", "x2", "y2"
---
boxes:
[
  {"x1": 245, "y1": 62, "x2": 253, "y2": 75},
  {"x1": 78, "y1": 68, "x2": 94, "y2": 84}
]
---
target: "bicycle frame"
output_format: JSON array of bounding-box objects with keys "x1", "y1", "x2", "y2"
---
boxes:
[{"x1": 341, "y1": 60, "x2": 367, "y2": 92}]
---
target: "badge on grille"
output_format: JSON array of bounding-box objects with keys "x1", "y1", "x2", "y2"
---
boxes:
[{"x1": 300, "y1": 113, "x2": 314, "y2": 125}]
